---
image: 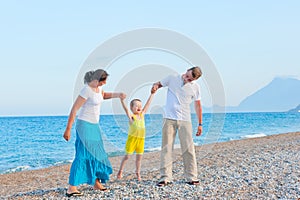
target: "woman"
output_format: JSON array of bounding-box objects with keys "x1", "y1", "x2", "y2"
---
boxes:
[{"x1": 63, "y1": 69, "x2": 125, "y2": 197}]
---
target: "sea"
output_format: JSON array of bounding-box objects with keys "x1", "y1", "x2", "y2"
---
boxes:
[{"x1": 0, "y1": 112, "x2": 300, "y2": 174}]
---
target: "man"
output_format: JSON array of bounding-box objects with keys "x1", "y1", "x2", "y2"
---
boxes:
[{"x1": 151, "y1": 66, "x2": 203, "y2": 186}]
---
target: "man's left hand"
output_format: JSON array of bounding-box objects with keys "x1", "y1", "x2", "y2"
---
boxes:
[{"x1": 196, "y1": 126, "x2": 202, "y2": 136}]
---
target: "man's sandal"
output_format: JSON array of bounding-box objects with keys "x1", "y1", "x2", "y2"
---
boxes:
[
  {"x1": 156, "y1": 180, "x2": 172, "y2": 187},
  {"x1": 186, "y1": 180, "x2": 200, "y2": 185},
  {"x1": 66, "y1": 191, "x2": 83, "y2": 197}
]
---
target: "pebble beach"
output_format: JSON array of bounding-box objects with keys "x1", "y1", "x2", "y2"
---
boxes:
[{"x1": 0, "y1": 132, "x2": 299, "y2": 199}]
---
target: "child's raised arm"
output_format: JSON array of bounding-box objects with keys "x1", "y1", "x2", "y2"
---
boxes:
[
  {"x1": 142, "y1": 93, "x2": 155, "y2": 114},
  {"x1": 120, "y1": 99, "x2": 133, "y2": 123}
]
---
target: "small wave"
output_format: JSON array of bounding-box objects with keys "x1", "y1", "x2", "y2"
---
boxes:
[
  {"x1": 146, "y1": 144, "x2": 180, "y2": 152},
  {"x1": 144, "y1": 147, "x2": 161, "y2": 152},
  {"x1": 3, "y1": 165, "x2": 31, "y2": 174},
  {"x1": 194, "y1": 141, "x2": 205, "y2": 146},
  {"x1": 242, "y1": 133, "x2": 267, "y2": 139},
  {"x1": 54, "y1": 160, "x2": 72, "y2": 166}
]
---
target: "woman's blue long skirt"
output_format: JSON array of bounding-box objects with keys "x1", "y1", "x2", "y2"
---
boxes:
[{"x1": 69, "y1": 119, "x2": 113, "y2": 186}]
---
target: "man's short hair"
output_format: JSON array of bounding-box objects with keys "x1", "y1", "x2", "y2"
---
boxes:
[{"x1": 188, "y1": 66, "x2": 202, "y2": 80}]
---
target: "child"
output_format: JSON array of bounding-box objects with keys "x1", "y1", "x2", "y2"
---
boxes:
[{"x1": 117, "y1": 91, "x2": 155, "y2": 181}]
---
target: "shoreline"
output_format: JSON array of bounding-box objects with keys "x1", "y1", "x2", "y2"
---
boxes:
[
  {"x1": 0, "y1": 132, "x2": 275, "y2": 175},
  {"x1": 1, "y1": 132, "x2": 299, "y2": 199}
]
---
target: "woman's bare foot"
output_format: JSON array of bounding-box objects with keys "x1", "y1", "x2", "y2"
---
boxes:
[
  {"x1": 136, "y1": 172, "x2": 141, "y2": 181},
  {"x1": 94, "y1": 179, "x2": 108, "y2": 191},
  {"x1": 66, "y1": 186, "x2": 83, "y2": 197},
  {"x1": 67, "y1": 186, "x2": 79, "y2": 193},
  {"x1": 117, "y1": 170, "x2": 123, "y2": 179}
]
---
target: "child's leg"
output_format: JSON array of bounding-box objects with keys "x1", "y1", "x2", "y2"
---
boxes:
[
  {"x1": 135, "y1": 154, "x2": 143, "y2": 181},
  {"x1": 117, "y1": 155, "x2": 130, "y2": 179}
]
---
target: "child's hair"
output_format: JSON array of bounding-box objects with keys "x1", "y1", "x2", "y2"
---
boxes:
[
  {"x1": 130, "y1": 99, "x2": 141, "y2": 108},
  {"x1": 84, "y1": 69, "x2": 109, "y2": 84}
]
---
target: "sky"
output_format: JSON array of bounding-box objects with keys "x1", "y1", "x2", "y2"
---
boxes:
[{"x1": 0, "y1": 1, "x2": 299, "y2": 116}]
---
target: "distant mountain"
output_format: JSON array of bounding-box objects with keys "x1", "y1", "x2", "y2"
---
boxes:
[
  {"x1": 288, "y1": 104, "x2": 300, "y2": 112},
  {"x1": 228, "y1": 77, "x2": 300, "y2": 112}
]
